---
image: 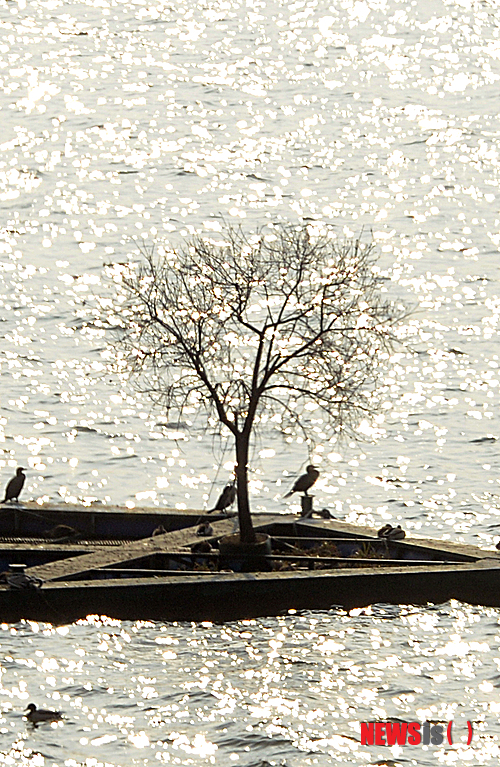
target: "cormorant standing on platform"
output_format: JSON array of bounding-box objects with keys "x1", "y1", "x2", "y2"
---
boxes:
[
  {"x1": 2, "y1": 467, "x2": 26, "y2": 503},
  {"x1": 209, "y1": 482, "x2": 236, "y2": 513},
  {"x1": 284, "y1": 465, "x2": 319, "y2": 497}
]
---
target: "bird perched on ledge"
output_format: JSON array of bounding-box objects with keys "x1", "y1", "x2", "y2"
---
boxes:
[
  {"x1": 377, "y1": 524, "x2": 406, "y2": 541},
  {"x1": 197, "y1": 521, "x2": 214, "y2": 536},
  {"x1": 208, "y1": 482, "x2": 236, "y2": 513},
  {"x1": 284, "y1": 465, "x2": 319, "y2": 498},
  {"x1": 2, "y1": 467, "x2": 26, "y2": 503}
]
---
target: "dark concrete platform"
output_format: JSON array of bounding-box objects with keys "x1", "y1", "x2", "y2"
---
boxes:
[{"x1": 0, "y1": 508, "x2": 498, "y2": 623}]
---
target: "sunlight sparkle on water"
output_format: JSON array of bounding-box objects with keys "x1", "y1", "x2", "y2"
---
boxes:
[{"x1": 2, "y1": 0, "x2": 500, "y2": 762}]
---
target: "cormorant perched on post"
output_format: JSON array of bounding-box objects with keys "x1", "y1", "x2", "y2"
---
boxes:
[
  {"x1": 208, "y1": 482, "x2": 236, "y2": 513},
  {"x1": 284, "y1": 465, "x2": 319, "y2": 498},
  {"x1": 2, "y1": 467, "x2": 26, "y2": 503}
]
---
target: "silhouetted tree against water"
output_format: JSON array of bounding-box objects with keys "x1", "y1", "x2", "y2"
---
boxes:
[{"x1": 104, "y1": 225, "x2": 403, "y2": 544}]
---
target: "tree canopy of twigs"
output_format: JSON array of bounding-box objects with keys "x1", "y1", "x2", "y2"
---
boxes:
[{"x1": 103, "y1": 224, "x2": 404, "y2": 543}]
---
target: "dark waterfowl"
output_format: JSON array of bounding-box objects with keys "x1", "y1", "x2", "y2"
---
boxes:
[
  {"x1": 284, "y1": 465, "x2": 319, "y2": 497},
  {"x1": 24, "y1": 703, "x2": 62, "y2": 724},
  {"x1": 387, "y1": 525, "x2": 406, "y2": 540},
  {"x1": 377, "y1": 524, "x2": 393, "y2": 538},
  {"x1": 197, "y1": 522, "x2": 213, "y2": 536},
  {"x1": 44, "y1": 524, "x2": 80, "y2": 542},
  {"x1": 152, "y1": 524, "x2": 167, "y2": 536},
  {"x1": 2, "y1": 467, "x2": 26, "y2": 503},
  {"x1": 209, "y1": 483, "x2": 236, "y2": 513},
  {"x1": 377, "y1": 524, "x2": 406, "y2": 540}
]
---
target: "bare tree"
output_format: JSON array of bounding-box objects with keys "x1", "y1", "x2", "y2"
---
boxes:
[{"x1": 103, "y1": 224, "x2": 404, "y2": 544}]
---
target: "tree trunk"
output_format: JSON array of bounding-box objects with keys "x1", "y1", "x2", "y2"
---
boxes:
[{"x1": 235, "y1": 432, "x2": 256, "y2": 544}]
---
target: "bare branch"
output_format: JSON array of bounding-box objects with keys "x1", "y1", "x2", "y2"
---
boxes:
[{"x1": 99, "y1": 223, "x2": 406, "y2": 542}]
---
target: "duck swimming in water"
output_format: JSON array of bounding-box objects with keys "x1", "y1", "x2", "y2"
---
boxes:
[
  {"x1": 24, "y1": 703, "x2": 63, "y2": 724},
  {"x1": 2, "y1": 467, "x2": 26, "y2": 503},
  {"x1": 284, "y1": 465, "x2": 319, "y2": 498}
]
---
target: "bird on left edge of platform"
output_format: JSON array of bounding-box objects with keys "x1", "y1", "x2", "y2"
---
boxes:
[
  {"x1": 2, "y1": 467, "x2": 26, "y2": 503},
  {"x1": 283, "y1": 465, "x2": 319, "y2": 498},
  {"x1": 24, "y1": 703, "x2": 63, "y2": 725},
  {"x1": 208, "y1": 482, "x2": 236, "y2": 513}
]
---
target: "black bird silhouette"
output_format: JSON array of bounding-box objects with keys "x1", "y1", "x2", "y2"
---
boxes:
[
  {"x1": 24, "y1": 703, "x2": 63, "y2": 724},
  {"x1": 208, "y1": 482, "x2": 236, "y2": 513},
  {"x1": 2, "y1": 467, "x2": 26, "y2": 503},
  {"x1": 284, "y1": 465, "x2": 319, "y2": 498}
]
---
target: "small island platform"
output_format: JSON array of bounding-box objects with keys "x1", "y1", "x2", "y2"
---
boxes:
[{"x1": 0, "y1": 502, "x2": 497, "y2": 623}]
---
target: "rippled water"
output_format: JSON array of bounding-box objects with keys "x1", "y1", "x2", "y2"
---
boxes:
[
  {"x1": 2, "y1": 605, "x2": 500, "y2": 767},
  {"x1": 2, "y1": 0, "x2": 500, "y2": 762},
  {"x1": 3, "y1": 0, "x2": 500, "y2": 541}
]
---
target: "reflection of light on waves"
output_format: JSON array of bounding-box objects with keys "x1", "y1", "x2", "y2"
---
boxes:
[
  {"x1": 0, "y1": 0, "x2": 498, "y2": 764},
  {"x1": 0, "y1": 0, "x2": 496, "y2": 550},
  {"x1": 357, "y1": 418, "x2": 385, "y2": 439}
]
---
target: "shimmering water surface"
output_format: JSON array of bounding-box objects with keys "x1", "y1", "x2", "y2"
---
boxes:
[
  {"x1": 3, "y1": 605, "x2": 500, "y2": 767},
  {"x1": 2, "y1": 0, "x2": 500, "y2": 762}
]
